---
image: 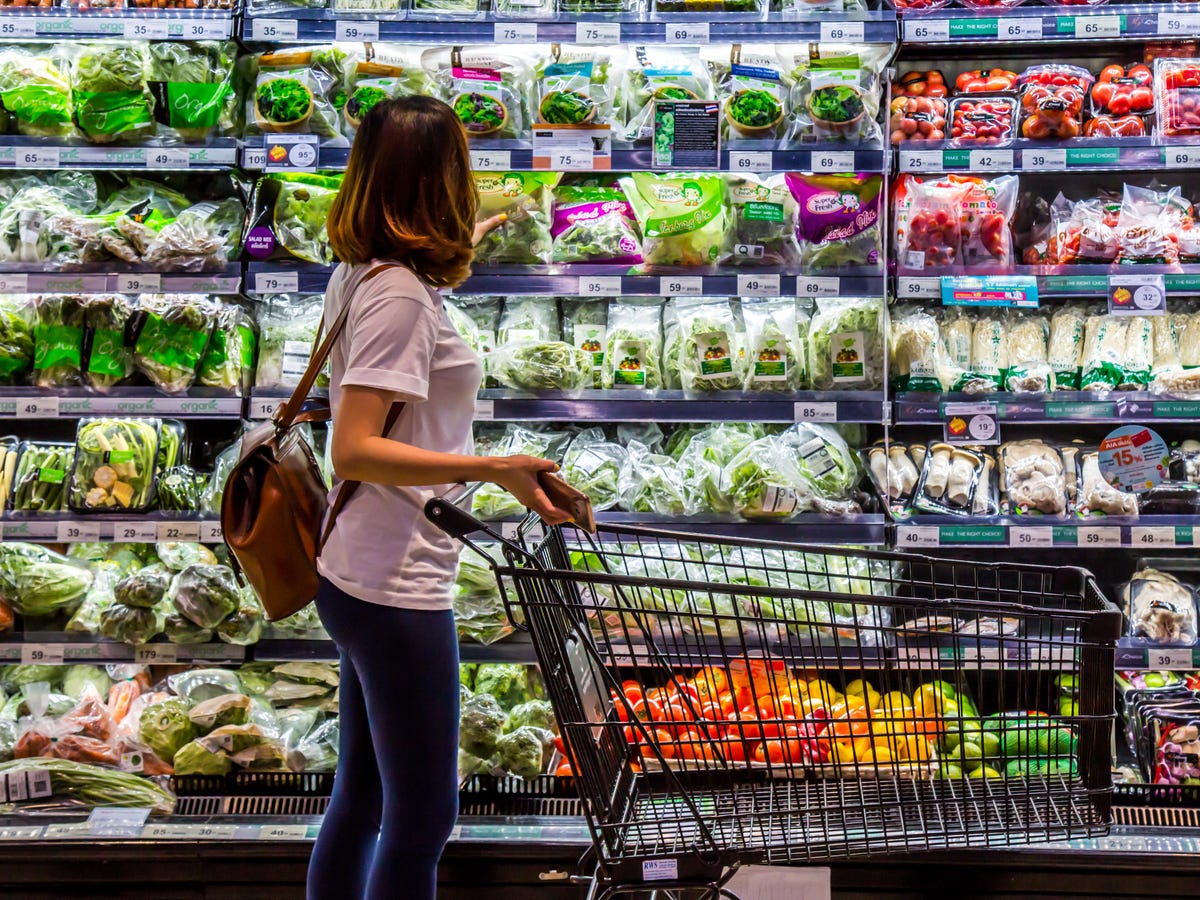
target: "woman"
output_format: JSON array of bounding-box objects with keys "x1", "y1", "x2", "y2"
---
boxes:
[{"x1": 307, "y1": 96, "x2": 571, "y2": 900}]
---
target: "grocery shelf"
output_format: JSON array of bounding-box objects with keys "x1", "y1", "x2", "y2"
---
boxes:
[
  {"x1": 591, "y1": 511, "x2": 887, "y2": 543},
  {"x1": 0, "y1": 138, "x2": 238, "y2": 171},
  {"x1": 896, "y1": 139, "x2": 1200, "y2": 175},
  {"x1": 0, "y1": 388, "x2": 242, "y2": 420},
  {"x1": 242, "y1": 140, "x2": 885, "y2": 174},
  {"x1": 1115, "y1": 638, "x2": 1200, "y2": 671},
  {"x1": 895, "y1": 266, "x2": 1200, "y2": 301},
  {"x1": 893, "y1": 515, "x2": 1200, "y2": 550},
  {"x1": 0, "y1": 7, "x2": 234, "y2": 39},
  {"x1": 899, "y1": 5, "x2": 1199, "y2": 44},
  {"x1": 240, "y1": 9, "x2": 897, "y2": 43},
  {"x1": 0, "y1": 515, "x2": 223, "y2": 544},
  {"x1": 0, "y1": 265, "x2": 241, "y2": 296},
  {"x1": 246, "y1": 261, "x2": 886, "y2": 298},
  {"x1": 893, "y1": 391, "x2": 1200, "y2": 424}
]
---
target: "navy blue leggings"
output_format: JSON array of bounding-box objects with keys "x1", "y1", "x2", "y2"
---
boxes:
[{"x1": 308, "y1": 578, "x2": 460, "y2": 900}]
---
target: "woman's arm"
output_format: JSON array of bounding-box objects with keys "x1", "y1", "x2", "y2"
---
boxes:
[{"x1": 332, "y1": 384, "x2": 572, "y2": 524}]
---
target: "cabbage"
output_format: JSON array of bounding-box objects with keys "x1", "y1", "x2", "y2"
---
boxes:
[
  {"x1": 62, "y1": 665, "x2": 111, "y2": 700},
  {"x1": 619, "y1": 441, "x2": 690, "y2": 516},
  {"x1": 139, "y1": 698, "x2": 196, "y2": 762},
  {"x1": 173, "y1": 739, "x2": 232, "y2": 776}
]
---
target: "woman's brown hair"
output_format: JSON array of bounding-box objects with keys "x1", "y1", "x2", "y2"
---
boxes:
[{"x1": 327, "y1": 96, "x2": 477, "y2": 288}]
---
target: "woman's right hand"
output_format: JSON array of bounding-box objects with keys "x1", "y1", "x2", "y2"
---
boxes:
[{"x1": 490, "y1": 455, "x2": 573, "y2": 525}]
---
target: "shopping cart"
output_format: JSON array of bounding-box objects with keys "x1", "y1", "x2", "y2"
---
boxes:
[{"x1": 428, "y1": 498, "x2": 1123, "y2": 899}]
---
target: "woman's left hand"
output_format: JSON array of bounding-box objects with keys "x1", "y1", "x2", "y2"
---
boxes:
[{"x1": 472, "y1": 213, "x2": 507, "y2": 247}]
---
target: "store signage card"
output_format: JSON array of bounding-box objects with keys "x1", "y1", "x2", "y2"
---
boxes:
[
  {"x1": 1108, "y1": 273, "x2": 1166, "y2": 316},
  {"x1": 943, "y1": 402, "x2": 1000, "y2": 445},
  {"x1": 1098, "y1": 425, "x2": 1168, "y2": 492},
  {"x1": 263, "y1": 134, "x2": 319, "y2": 173},
  {"x1": 532, "y1": 124, "x2": 611, "y2": 171},
  {"x1": 652, "y1": 100, "x2": 720, "y2": 170},
  {"x1": 941, "y1": 275, "x2": 1039, "y2": 308}
]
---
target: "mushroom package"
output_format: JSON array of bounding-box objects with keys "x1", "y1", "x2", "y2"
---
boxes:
[
  {"x1": 862, "y1": 440, "x2": 920, "y2": 516},
  {"x1": 999, "y1": 439, "x2": 1070, "y2": 517},
  {"x1": 1125, "y1": 568, "x2": 1198, "y2": 646},
  {"x1": 913, "y1": 442, "x2": 986, "y2": 516}
]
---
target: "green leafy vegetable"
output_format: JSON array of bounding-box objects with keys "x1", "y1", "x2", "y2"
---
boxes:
[{"x1": 69, "y1": 418, "x2": 161, "y2": 512}]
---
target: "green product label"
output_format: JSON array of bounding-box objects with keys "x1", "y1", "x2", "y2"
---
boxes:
[
  {"x1": 135, "y1": 315, "x2": 210, "y2": 371},
  {"x1": 696, "y1": 331, "x2": 733, "y2": 378},
  {"x1": 34, "y1": 323, "x2": 81, "y2": 372},
  {"x1": 949, "y1": 17, "x2": 998, "y2": 36},
  {"x1": 611, "y1": 339, "x2": 647, "y2": 387},
  {"x1": 74, "y1": 91, "x2": 153, "y2": 139},
  {"x1": 164, "y1": 82, "x2": 228, "y2": 130},
  {"x1": 742, "y1": 201, "x2": 784, "y2": 223},
  {"x1": 939, "y1": 525, "x2": 1005, "y2": 544},
  {"x1": 201, "y1": 329, "x2": 229, "y2": 369},
  {"x1": 1052, "y1": 526, "x2": 1077, "y2": 545},
  {"x1": 237, "y1": 324, "x2": 257, "y2": 372},
  {"x1": 1, "y1": 84, "x2": 72, "y2": 128},
  {"x1": 1177, "y1": 526, "x2": 1195, "y2": 545},
  {"x1": 37, "y1": 467, "x2": 65, "y2": 484},
  {"x1": 1066, "y1": 147, "x2": 1120, "y2": 167},
  {"x1": 87, "y1": 328, "x2": 126, "y2": 378},
  {"x1": 1154, "y1": 402, "x2": 1200, "y2": 417},
  {"x1": 831, "y1": 331, "x2": 865, "y2": 383},
  {"x1": 752, "y1": 335, "x2": 787, "y2": 381},
  {"x1": 105, "y1": 449, "x2": 136, "y2": 464}
]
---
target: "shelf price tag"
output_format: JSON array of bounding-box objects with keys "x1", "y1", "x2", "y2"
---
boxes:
[
  {"x1": 493, "y1": 22, "x2": 537, "y2": 42},
  {"x1": 117, "y1": 273, "x2": 161, "y2": 293},
  {"x1": 968, "y1": 149, "x2": 1013, "y2": 171},
  {"x1": 532, "y1": 125, "x2": 607, "y2": 171},
  {"x1": 1132, "y1": 526, "x2": 1175, "y2": 547},
  {"x1": 254, "y1": 271, "x2": 300, "y2": 294},
  {"x1": 575, "y1": 21, "x2": 619, "y2": 43},
  {"x1": 897, "y1": 277, "x2": 941, "y2": 298},
  {"x1": 15, "y1": 147, "x2": 59, "y2": 169},
  {"x1": 665, "y1": 22, "x2": 709, "y2": 43},
  {"x1": 145, "y1": 148, "x2": 190, "y2": 169},
  {"x1": 1163, "y1": 146, "x2": 1200, "y2": 168},
  {"x1": 659, "y1": 276, "x2": 702, "y2": 297},
  {"x1": 251, "y1": 18, "x2": 298, "y2": 40},
  {"x1": 124, "y1": 19, "x2": 169, "y2": 39},
  {"x1": 21, "y1": 644, "x2": 64, "y2": 666},
  {"x1": 89, "y1": 808, "x2": 150, "y2": 838},
  {"x1": 249, "y1": 395, "x2": 283, "y2": 420},
  {"x1": 134, "y1": 644, "x2": 178, "y2": 665},
  {"x1": 1078, "y1": 525, "x2": 1121, "y2": 547},
  {"x1": 793, "y1": 402, "x2": 836, "y2": 423},
  {"x1": 904, "y1": 18, "x2": 950, "y2": 41},
  {"x1": 728, "y1": 152, "x2": 772, "y2": 172},
  {"x1": 1023, "y1": 148, "x2": 1066, "y2": 170},
  {"x1": 796, "y1": 276, "x2": 840, "y2": 298},
  {"x1": 1150, "y1": 648, "x2": 1194, "y2": 669},
  {"x1": 1158, "y1": 12, "x2": 1200, "y2": 35},
  {"x1": 469, "y1": 150, "x2": 511, "y2": 171},
  {"x1": 737, "y1": 274, "x2": 780, "y2": 297},
  {"x1": 820, "y1": 20, "x2": 864, "y2": 42},
  {"x1": 57, "y1": 521, "x2": 100, "y2": 543},
  {"x1": 0, "y1": 18, "x2": 37, "y2": 38},
  {"x1": 0, "y1": 274, "x2": 28, "y2": 294},
  {"x1": 1009, "y1": 527, "x2": 1052, "y2": 547},
  {"x1": 578, "y1": 276, "x2": 621, "y2": 296},
  {"x1": 997, "y1": 17, "x2": 1042, "y2": 39},
  {"x1": 263, "y1": 134, "x2": 319, "y2": 172},
  {"x1": 200, "y1": 521, "x2": 224, "y2": 543},
  {"x1": 1109, "y1": 273, "x2": 1166, "y2": 316},
  {"x1": 1073, "y1": 15, "x2": 1121, "y2": 37},
  {"x1": 898, "y1": 150, "x2": 943, "y2": 172},
  {"x1": 897, "y1": 526, "x2": 940, "y2": 547},
  {"x1": 943, "y1": 401, "x2": 999, "y2": 445},
  {"x1": 258, "y1": 824, "x2": 310, "y2": 840},
  {"x1": 158, "y1": 521, "x2": 202, "y2": 542},
  {"x1": 16, "y1": 396, "x2": 57, "y2": 418},
  {"x1": 335, "y1": 19, "x2": 379, "y2": 41},
  {"x1": 811, "y1": 151, "x2": 856, "y2": 173},
  {"x1": 474, "y1": 399, "x2": 495, "y2": 421},
  {"x1": 115, "y1": 521, "x2": 159, "y2": 542}
]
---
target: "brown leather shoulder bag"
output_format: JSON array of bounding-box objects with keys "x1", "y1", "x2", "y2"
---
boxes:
[{"x1": 221, "y1": 263, "x2": 401, "y2": 620}]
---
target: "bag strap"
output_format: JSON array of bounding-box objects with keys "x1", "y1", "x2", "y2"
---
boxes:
[
  {"x1": 318, "y1": 400, "x2": 404, "y2": 551},
  {"x1": 273, "y1": 263, "x2": 397, "y2": 429}
]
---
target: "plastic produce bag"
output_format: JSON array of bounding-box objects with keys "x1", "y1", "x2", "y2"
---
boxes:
[
  {"x1": 1125, "y1": 569, "x2": 1197, "y2": 646},
  {"x1": 492, "y1": 341, "x2": 590, "y2": 391},
  {"x1": 726, "y1": 175, "x2": 799, "y2": 268},
  {"x1": 781, "y1": 43, "x2": 890, "y2": 145},
  {"x1": 706, "y1": 45, "x2": 789, "y2": 141},
  {"x1": 619, "y1": 47, "x2": 714, "y2": 142},
  {"x1": 472, "y1": 427, "x2": 555, "y2": 520},
  {"x1": 32, "y1": 295, "x2": 86, "y2": 389},
  {"x1": 68, "y1": 418, "x2": 160, "y2": 513},
  {"x1": 201, "y1": 441, "x2": 240, "y2": 515},
  {"x1": 722, "y1": 435, "x2": 809, "y2": 519},
  {"x1": 675, "y1": 297, "x2": 741, "y2": 392},
  {"x1": 787, "y1": 173, "x2": 882, "y2": 270},
  {"x1": 807, "y1": 297, "x2": 883, "y2": 390},
  {"x1": 0, "y1": 47, "x2": 76, "y2": 139},
  {"x1": 99, "y1": 603, "x2": 164, "y2": 645},
  {"x1": 170, "y1": 564, "x2": 239, "y2": 630},
  {"x1": 216, "y1": 589, "x2": 265, "y2": 646},
  {"x1": 535, "y1": 46, "x2": 618, "y2": 127},
  {"x1": 0, "y1": 295, "x2": 33, "y2": 386},
  {"x1": 147, "y1": 42, "x2": 237, "y2": 143},
  {"x1": 453, "y1": 549, "x2": 514, "y2": 646},
  {"x1": 143, "y1": 199, "x2": 244, "y2": 273},
  {"x1": 82, "y1": 295, "x2": 134, "y2": 393},
  {"x1": 1000, "y1": 440, "x2": 1069, "y2": 517},
  {"x1": 169, "y1": 669, "x2": 243, "y2": 704},
  {"x1": 604, "y1": 300, "x2": 663, "y2": 389},
  {"x1": 676, "y1": 423, "x2": 762, "y2": 513},
  {"x1": 1004, "y1": 311, "x2": 1053, "y2": 393},
  {"x1": 1048, "y1": 305, "x2": 1086, "y2": 390},
  {"x1": 780, "y1": 423, "x2": 861, "y2": 506},
  {"x1": 138, "y1": 698, "x2": 195, "y2": 762},
  {"x1": 561, "y1": 298, "x2": 608, "y2": 388},
  {"x1": 619, "y1": 172, "x2": 729, "y2": 269},
  {"x1": 473, "y1": 173, "x2": 560, "y2": 266},
  {"x1": 132, "y1": 294, "x2": 216, "y2": 394},
  {"x1": 424, "y1": 47, "x2": 533, "y2": 140},
  {"x1": 1081, "y1": 315, "x2": 1126, "y2": 394},
  {"x1": 889, "y1": 306, "x2": 941, "y2": 392},
  {"x1": 618, "y1": 441, "x2": 690, "y2": 515},
  {"x1": 244, "y1": 48, "x2": 346, "y2": 143},
  {"x1": 69, "y1": 43, "x2": 155, "y2": 145},
  {"x1": 114, "y1": 564, "x2": 171, "y2": 609},
  {"x1": 10, "y1": 442, "x2": 74, "y2": 513},
  {"x1": 550, "y1": 185, "x2": 642, "y2": 265},
  {"x1": 339, "y1": 49, "x2": 429, "y2": 138},
  {"x1": 254, "y1": 294, "x2": 324, "y2": 390},
  {"x1": 562, "y1": 429, "x2": 625, "y2": 512},
  {"x1": 244, "y1": 174, "x2": 341, "y2": 266},
  {"x1": 0, "y1": 544, "x2": 92, "y2": 617},
  {"x1": 66, "y1": 562, "x2": 121, "y2": 635}
]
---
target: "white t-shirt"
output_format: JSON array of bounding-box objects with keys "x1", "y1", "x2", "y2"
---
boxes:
[{"x1": 317, "y1": 262, "x2": 483, "y2": 610}]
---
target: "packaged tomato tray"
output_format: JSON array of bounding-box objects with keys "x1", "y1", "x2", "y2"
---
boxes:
[
  {"x1": 1090, "y1": 64, "x2": 1155, "y2": 119},
  {"x1": 954, "y1": 69, "x2": 1018, "y2": 95},
  {"x1": 949, "y1": 96, "x2": 1017, "y2": 146},
  {"x1": 889, "y1": 95, "x2": 948, "y2": 144},
  {"x1": 1155, "y1": 58, "x2": 1200, "y2": 138}
]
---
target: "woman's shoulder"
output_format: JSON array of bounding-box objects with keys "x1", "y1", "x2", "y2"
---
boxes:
[{"x1": 360, "y1": 261, "x2": 441, "y2": 310}]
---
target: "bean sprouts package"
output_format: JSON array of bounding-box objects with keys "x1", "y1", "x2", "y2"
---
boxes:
[
  {"x1": 1048, "y1": 305, "x2": 1086, "y2": 390},
  {"x1": 725, "y1": 174, "x2": 800, "y2": 268},
  {"x1": 146, "y1": 42, "x2": 237, "y2": 144},
  {"x1": 83, "y1": 294, "x2": 135, "y2": 393},
  {"x1": 561, "y1": 298, "x2": 608, "y2": 388},
  {"x1": 785, "y1": 173, "x2": 882, "y2": 271},
  {"x1": 604, "y1": 299, "x2": 663, "y2": 389},
  {"x1": 242, "y1": 48, "x2": 348, "y2": 146},
  {"x1": 705, "y1": 45, "x2": 790, "y2": 142},
  {"x1": 999, "y1": 439, "x2": 1070, "y2": 517},
  {"x1": 1081, "y1": 314, "x2": 1127, "y2": 394},
  {"x1": 618, "y1": 440, "x2": 690, "y2": 516},
  {"x1": 473, "y1": 173, "x2": 561, "y2": 266},
  {"x1": 889, "y1": 305, "x2": 942, "y2": 392},
  {"x1": 534, "y1": 46, "x2": 618, "y2": 127},
  {"x1": 781, "y1": 43, "x2": 890, "y2": 145},
  {"x1": 244, "y1": 173, "x2": 342, "y2": 267},
  {"x1": 742, "y1": 298, "x2": 804, "y2": 391},
  {"x1": 962, "y1": 314, "x2": 1007, "y2": 394},
  {"x1": 132, "y1": 294, "x2": 216, "y2": 395},
  {"x1": 423, "y1": 47, "x2": 533, "y2": 141},
  {"x1": 32, "y1": 294, "x2": 86, "y2": 389},
  {"x1": 1124, "y1": 569, "x2": 1198, "y2": 647},
  {"x1": 254, "y1": 294, "x2": 325, "y2": 390},
  {"x1": 0, "y1": 46, "x2": 77, "y2": 140},
  {"x1": 562, "y1": 428, "x2": 626, "y2": 512},
  {"x1": 339, "y1": 50, "x2": 430, "y2": 139},
  {"x1": 807, "y1": 296, "x2": 883, "y2": 390},
  {"x1": 619, "y1": 47, "x2": 714, "y2": 142},
  {"x1": 68, "y1": 43, "x2": 155, "y2": 145},
  {"x1": 1004, "y1": 310, "x2": 1053, "y2": 394},
  {"x1": 936, "y1": 307, "x2": 972, "y2": 391},
  {"x1": 550, "y1": 185, "x2": 643, "y2": 265},
  {"x1": 618, "y1": 172, "x2": 729, "y2": 269},
  {"x1": 1122, "y1": 316, "x2": 1154, "y2": 390},
  {"x1": 675, "y1": 297, "x2": 742, "y2": 392},
  {"x1": 913, "y1": 442, "x2": 984, "y2": 517}
]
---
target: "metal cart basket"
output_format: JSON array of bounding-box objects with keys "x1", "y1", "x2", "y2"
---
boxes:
[{"x1": 429, "y1": 501, "x2": 1123, "y2": 899}]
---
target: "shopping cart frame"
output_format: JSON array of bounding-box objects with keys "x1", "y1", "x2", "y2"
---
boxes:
[{"x1": 429, "y1": 497, "x2": 1123, "y2": 899}]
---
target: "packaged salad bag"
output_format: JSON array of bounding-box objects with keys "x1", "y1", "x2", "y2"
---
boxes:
[
  {"x1": 619, "y1": 47, "x2": 714, "y2": 143},
  {"x1": 0, "y1": 46, "x2": 76, "y2": 140},
  {"x1": 244, "y1": 173, "x2": 342, "y2": 266},
  {"x1": 242, "y1": 48, "x2": 346, "y2": 145},
  {"x1": 147, "y1": 42, "x2": 236, "y2": 144},
  {"x1": 69, "y1": 43, "x2": 156, "y2": 145},
  {"x1": 618, "y1": 172, "x2": 729, "y2": 269},
  {"x1": 339, "y1": 47, "x2": 430, "y2": 138},
  {"x1": 705, "y1": 45, "x2": 791, "y2": 142},
  {"x1": 473, "y1": 172, "x2": 560, "y2": 266},
  {"x1": 550, "y1": 184, "x2": 642, "y2": 265},
  {"x1": 535, "y1": 45, "x2": 618, "y2": 127},
  {"x1": 780, "y1": 43, "x2": 890, "y2": 145},
  {"x1": 785, "y1": 172, "x2": 882, "y2": 271},
  {"x1": 726, "y1": 173, "x2": 799, "y2": 267},
  {"x1": 424, "y1": 47, "x2": 533, "y2": 141}
]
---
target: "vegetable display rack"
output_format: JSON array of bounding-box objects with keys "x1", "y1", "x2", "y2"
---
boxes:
[{"x1": 428, "y1": 500, "x2": 1122, "y2": 897}]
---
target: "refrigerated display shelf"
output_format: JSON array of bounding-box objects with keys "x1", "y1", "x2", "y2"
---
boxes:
[
  {"x1": 896, "y1": 267, "x2": 1200, "y2": 301},
  {"x1": 0, "y1": 265, "x2": 241, "y2": 296},
  {"x1": 896, "y1": 139, "x2": 1200, "y2": 175},
  {"x1": 0, "y1": 138, "x2": 238, "y2": 171},
  {"x1": 0, "y1": 515, "x2": 223, "y2": 544},
  {"x1": 0, "y1": 7, "x2": 234, "y2": 39},
  {"x1": 893, "y1": 392, "x2": 1200, "y2": 425},
  {"x1": 0, "y1": 388, "x2": 242, "y2": 420},
  {"x1": 242, "y1": 141, "x2": 887, "y2": 174},
  {"x1": 247, "y1": 261, "x2": 886, "y2": 299},
  {"x1": 893, "y1": 517, "x2": 1200, "y2": 550},
  {"x1": 583, "y1": 511, "x2": 887, "y2": 543},
  {"x1": 899, "y1": 5, "x2": 1199, "y2": 44},
  {"x1": 241, "y1": 9, "x2": 898, "y2": 44}
]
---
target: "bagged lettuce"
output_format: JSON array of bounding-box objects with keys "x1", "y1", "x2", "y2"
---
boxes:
[
  {"x1": 472, "y1": 427, "x2": 557, "y2": 520},
  {"x1": 69, "y1": 42, "x2": 155, "y2": 145},
  {"x1": 726, "y1": 174, "x2": 800, "y2": 268},
  {"x1": 243, "y1": 48, "x2": 346, "y2": 144},
  {"x1": 492, "y1": 341, "x2": 590, "y2": 391},
  {"x1": 619, "y1": 47, "x2": 714, "y2": 142},
  {"x1": 339, "y1": 49, "x2": 429, "y2": 138},
  {"x1": 619, "y1": 173, "x2": 729, "y2": 269},
  {"x1": 562, "y1": 428, "x2": 625, "y2": 512},
  {"x1": 604, "y1": 300, "x2": 663, "y2": 389},
  {"x1": 535, "y1": 46, "x2": 617, "y2": 127},
  {"x1": 807, "y1": 296, "x2": 883, "y2": 390},
  {"x1": 561, "y1": 298, "x2": 608, "y2": 388},
  {"x1": 425, "y1": 47, "x2": 532, "y2": 141},
  {"x1": 786, "y1": 173, "x2": 882, "y2": 271},
  {"x1": 706, "y1": 45, "x2": 790, "y2": 142},
  {"x1": 677, "y1": 423, "x2": 764, "y2": 513},
  {"x1": 742, "y1": 298, "x2": 805, "y2": 391},
  {"x1": 618, "y1": 441, "x2": 690, "y2": 515},
  {"x1": 781, "y1": 43, "x2": 890, "y2": 145},
  {"x1": 147, "y1": 42, "x2": 236, "y2": 143},
  {"x1": 473, "y1": 173, "x2": 560, "y2": 266},
  {"x1": 674, "y1": 297, "x2": 742, "y2": 392},
  {"x1": 132, "y1": 294, "x2": 216, "y2": 394},
  {"x1": 550, "y1": 185, "x2": 642, "y2": 265},
  {"x1": 83, "y1": 294, "x2": 134, "y2": 393},
  {"x1": 0, "y1": 47, "x2": 76, "y2": 140},
  {"x1": 722, "y1": 435, "x2": 810, "y2": 520}
]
